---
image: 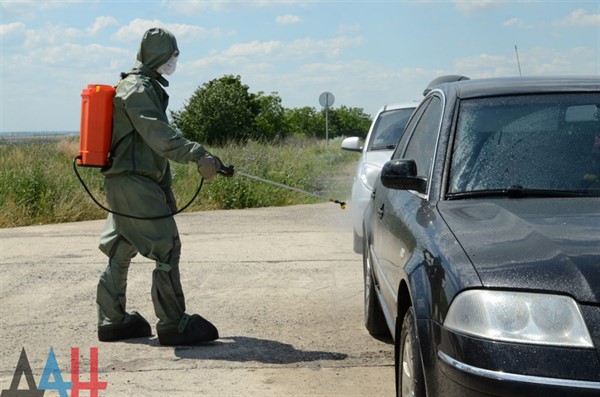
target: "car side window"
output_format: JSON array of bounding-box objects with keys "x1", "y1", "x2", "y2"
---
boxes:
[
  {"x1": 402, "y1": 96, "x2": 443, "y2": 179},
  {"x1": 392, "y1": 98, "x2": 431, "y2": 161}
]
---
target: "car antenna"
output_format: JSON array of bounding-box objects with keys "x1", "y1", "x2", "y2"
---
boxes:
[{"x1": 514, "y1": 45, "x2": 522, "y2": 77}]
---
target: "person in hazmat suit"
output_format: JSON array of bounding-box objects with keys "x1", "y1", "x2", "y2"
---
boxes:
[{"x1": 96, "y1": 27, "x2": 225, "y2": 345}]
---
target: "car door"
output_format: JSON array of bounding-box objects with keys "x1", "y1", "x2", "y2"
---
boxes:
[
  {"x1": 374, "y1": 95, "x2": 444, "y2": 319},
  {"x1": 370, "y1": 101, "x2": 430, "y2": 275}
]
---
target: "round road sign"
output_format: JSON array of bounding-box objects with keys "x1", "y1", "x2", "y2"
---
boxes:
[{"x1": 319, "y1": 91, "x2": 335, "y2": 108}]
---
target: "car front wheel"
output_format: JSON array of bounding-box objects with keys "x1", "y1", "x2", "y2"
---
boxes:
[{"x1": 396, "y1": 307, "x2": 426, "y2": 397}]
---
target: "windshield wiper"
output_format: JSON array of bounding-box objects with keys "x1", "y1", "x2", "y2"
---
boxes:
[
  {"x1": 371, "y1": 144, "x2": 396, "y2": 151},
  {"x1": 448, "y1": 185, "x2": 595, "y2": 200}
]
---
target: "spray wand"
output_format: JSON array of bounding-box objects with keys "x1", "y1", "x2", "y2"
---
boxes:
[{"x1": 223, "y1": 165, "x2": 346, "y2": 209}]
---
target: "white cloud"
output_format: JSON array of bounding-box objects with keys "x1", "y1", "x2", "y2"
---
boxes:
[
  {"x1": 3, "y1": 42, "x2": 130, "y2": 70},
  {"x1": 87, "y1": 16, "x2": 118, "y2": 35},
  {"x1": 112, "y1": 19, "x2": 225, "y2": 43},
  {"x1": 186, "y1": 34, "x2": 363, "y2": 71},
  {"x1": 1, "y1": 0, "x2": 75, "y2": 13},
  {"x1": 276, "y1": 14, "x2": 301, "y2": 25},
  {"x1": 453, "y1": 0, "x2": 503, "y2": 15},
  {"x1": 454, "y1": 53, "x2": 514, "y2": 76},
  {"x1": 111, "y1": 19, "x2": 175, "y2": 41},
  {"x1": 556, "y1": 9, "x2": 600, "y2": 27},
  {"x1": 161, "y1": 0, "x2": 310, "y2": 13},
  {"x1": 23, "y1": 24, "x2": 83, "y2": 48},
  {"x1": 0, "y1": 22, "x2": 26, "y2": 37},
  {"x1": 503, "y1": 17, "x2": 524, "y2": 28},
  {"x1": 285, "y1": 36, "x2": 363, "y2": 59},
  {"x1": 183, "y1": 40, "x2": 283, "y2": 69},
  {"x1": 523, "y1": 47, "x2": 599, "y2": 75},
  {"x1": 160, "y1": 0, "x2": 234, "y2": 13},
  {"x1": 224, "y1": 40, "x2": 282, "y2": 57}
]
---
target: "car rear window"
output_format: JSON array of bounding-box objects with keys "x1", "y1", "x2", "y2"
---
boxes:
[{"x1": 449, "y1": 93, "x2": 600, "y2": 194}]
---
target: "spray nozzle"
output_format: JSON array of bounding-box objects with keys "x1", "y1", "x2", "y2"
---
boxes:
[
  {"x1": 218, "y1": 163, "x2": 235, "y2": 177},
  {"x1": 330, "y1": 200, "x2": 346, "y2": 210}
]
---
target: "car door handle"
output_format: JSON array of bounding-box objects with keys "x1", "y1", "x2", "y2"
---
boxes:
[
  {"x1": 371, "y1": 189, "x2": 376, "y2": 199},
  {"x1": 377, "y1": 204, "x2": 384, "y2": 219}
]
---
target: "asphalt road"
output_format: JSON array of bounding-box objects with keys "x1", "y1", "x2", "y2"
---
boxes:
[{"x1": 0, "y1": 203, "x2": 394, "y2": 396}]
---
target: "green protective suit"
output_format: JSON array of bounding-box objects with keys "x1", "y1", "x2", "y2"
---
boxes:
[{"x1": 97, "y1": 28, "x2": 207, "y2": 329}]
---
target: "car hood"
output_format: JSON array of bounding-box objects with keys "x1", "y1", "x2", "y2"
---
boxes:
[
  {"x1": 363, "y1": 150, "x2": 394, "y2": 168},
  {"x1": 438, "y1": 198, "x2": 600, "y2": 304}
]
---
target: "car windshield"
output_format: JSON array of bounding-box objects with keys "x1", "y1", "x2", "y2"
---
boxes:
[
  {"x1": 367, "y1": 108, "x2": 415, "y2": 150},
  {"x1": 449, "y1": 93, "x2": 600, "y2": 197}
]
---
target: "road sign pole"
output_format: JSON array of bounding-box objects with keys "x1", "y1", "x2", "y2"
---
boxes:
[
  {"x1": 325, "y1": 105, "x2": 329, "y2": 145},
  {"x1": 319, "y1": 91, "x2": 335, "y2": 146}
]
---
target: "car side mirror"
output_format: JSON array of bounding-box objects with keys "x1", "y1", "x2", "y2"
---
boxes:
[
  {"x1": 380, "y1": 160, "x2": 427, "y2": 193},
  {"x1": 341, "y1": 137, "x2": 363, "y2": 153}
]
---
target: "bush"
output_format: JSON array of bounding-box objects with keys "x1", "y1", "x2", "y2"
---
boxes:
[{"x1": 172, "y1": 75, "x2": 259, "y2": 145}]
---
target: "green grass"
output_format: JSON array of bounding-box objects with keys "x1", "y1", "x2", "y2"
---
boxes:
[{"x1": 0, "y1": 137, "x2": 358, "y2": 228}]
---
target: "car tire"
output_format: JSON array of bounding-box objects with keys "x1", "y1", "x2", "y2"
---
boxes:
[
  {"x1": 396, "y1": 307, "x2": 426, "y2": 397},
  {"x1": 363, "y1": 235, "x2": 388, "y2": 337}
]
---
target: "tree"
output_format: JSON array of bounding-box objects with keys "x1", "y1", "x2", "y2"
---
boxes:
[
  {"x1": 282, "y1": 106, "x2": 372, "y2": 139},
  {"x1": 327, "y1": 106, "x2": 372, "y2": 139},
  {"x1": 254, "y1": 91, "x2": 287, "y2": 142},
  {"x1": 171, "y1": 75, "x2": 259, "y2": 146},
  {"x1": 283, "y1": 106, "x2": 324, "y2": 138}
]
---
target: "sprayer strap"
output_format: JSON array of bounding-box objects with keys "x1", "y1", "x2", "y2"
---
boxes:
[
  {"x1": 104, "y1": 131, "x2": 131, "y2": 170},
  {"x1": 119, "y1": 71, "x2": 141, "y2": 80}
]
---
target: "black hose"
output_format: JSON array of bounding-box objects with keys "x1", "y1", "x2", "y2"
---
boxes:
[{"x1": 72, "y1": 156, "x2": 204, "y2": 220}]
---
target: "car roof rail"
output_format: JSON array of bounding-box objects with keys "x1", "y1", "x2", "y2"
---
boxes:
[{"x1": 423, "y1": 75, "x2": 470, "y2": 96}]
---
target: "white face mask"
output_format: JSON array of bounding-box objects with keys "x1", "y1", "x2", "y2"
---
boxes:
[{"x1": 157, "y1": 53, "x2": 178, "y2": 76}]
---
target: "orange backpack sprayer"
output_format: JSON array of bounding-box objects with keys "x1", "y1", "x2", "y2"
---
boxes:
[{"x1": 77, "y1": 84, "x2": 115, "y2": 167}]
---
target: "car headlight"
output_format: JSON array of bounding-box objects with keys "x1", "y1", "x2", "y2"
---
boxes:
[
  {"x1": 443, "y1": 290, "x2": 594, "y2": 348},
  {"x1": 359, "y1": 164, "x2": 382, "y2": 191}
]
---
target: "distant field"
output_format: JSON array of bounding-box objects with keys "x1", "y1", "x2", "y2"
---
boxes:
[{"x1": 0, "y1": 132, "x2": 78, "y2": 145}]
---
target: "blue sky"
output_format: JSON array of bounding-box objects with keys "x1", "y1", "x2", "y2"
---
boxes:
[{"x1": 1, "y1": 0, "x2": 599, "y2": 132}]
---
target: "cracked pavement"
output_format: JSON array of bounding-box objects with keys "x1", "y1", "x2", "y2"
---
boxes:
[{"x1": 0, "y1": 203, "x2": 394, "y2": 396}]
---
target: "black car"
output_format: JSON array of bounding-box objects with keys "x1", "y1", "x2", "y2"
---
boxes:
[{"x1": 362, "y1": 76, "x2": 600, "y2": 397}]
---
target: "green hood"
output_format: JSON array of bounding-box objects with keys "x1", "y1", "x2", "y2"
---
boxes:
[{"x1": 131, "y1": 27, "x2": 179, "y2": 87}]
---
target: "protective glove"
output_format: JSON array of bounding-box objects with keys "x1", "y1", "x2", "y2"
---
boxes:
[{"x1": 197, "y1": 154, "x2": 223, "y2": 180}]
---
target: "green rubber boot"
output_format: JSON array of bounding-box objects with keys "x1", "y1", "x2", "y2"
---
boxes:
[
  {"x1": 98, "y1": 311, "x2": 152, "y2": 342},
  {"x1": 157, "y1": 314, "x2": 219, "y2": 346}
]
